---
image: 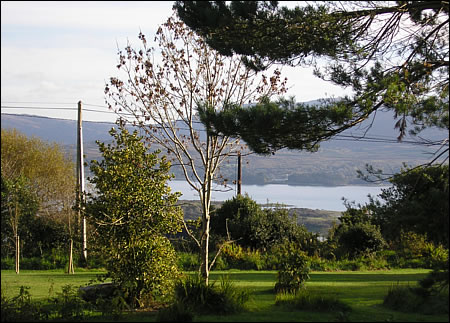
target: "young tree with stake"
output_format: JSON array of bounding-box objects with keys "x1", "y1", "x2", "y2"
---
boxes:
[{"x1": 104, "y1": 15, "x2": 286, "y2": 284}]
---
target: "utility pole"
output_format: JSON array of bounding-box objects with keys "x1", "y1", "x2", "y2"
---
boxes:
[
  {"x1": 77, "y1": 100, "x2": 87, "y2": 265},
  {"x1": 237, "y1": 151, "x2": 242, "y2": 196}
]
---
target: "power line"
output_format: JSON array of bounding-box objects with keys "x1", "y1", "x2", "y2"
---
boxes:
[
  {"x1": 2, "y1": 104, "x2": 447, "y2": 147},
  {"x1": 1, "y1": 106, "x2": 77, "y2": 110},
  {"x1": 1, "y1": 101, "x2": 76, "y2": 105}
]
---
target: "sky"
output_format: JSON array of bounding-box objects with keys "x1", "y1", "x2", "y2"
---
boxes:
[{"x1": 1, "y1": 1, "x2": 349, "y2": 123}]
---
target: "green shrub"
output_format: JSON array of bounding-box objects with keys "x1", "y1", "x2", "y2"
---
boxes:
[
  {"x1": 273, "y1": 242, "x2": 310, "y2": 293},
  {"x1": 242, "y1": 249, "x2": 266, "y2": 270},
  {"x1": 50, "y1": 284, "x2": 91, "y2": 320},
  {"x1": 423, "y1": 243, "x2": 449, "y2": 269},
  {"x1": 383, "y1": 283, "x2": 449, "y2": 315},
  {"x1": 212, "y1": 255, "x2": 228, "y2": 270},
  {"x1": 172, "y1": 274, "x2": 249, "y2": 315},
  {"x1": 93, "y1": 288, "x2": 129, "y2": 320},
  {"x1": 1, "y1": 257, "x2": 14, "y2": 270},
  {"x1": 275, "y1": 289, "x2": 351, "y2": 313},
  {"x1": 156, "y1": 301, "x2": 194, "y2": 322},
  {"x1": 177, "y1": 252, "x2": 200, "y2": 271},
  {"x1": 1, "y1": 286, "x2": 48, "y2": 322},
  {"x1": 219, "y1": 243, "x2": 266, "y2": 270}
]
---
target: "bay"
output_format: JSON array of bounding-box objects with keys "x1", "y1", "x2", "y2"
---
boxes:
[{"x1": 168, "y1": 180, "x2": 389, "y2": 212}]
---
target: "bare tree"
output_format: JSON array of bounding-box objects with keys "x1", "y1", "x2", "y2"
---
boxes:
[{"x1": 105, "y1": 15, "x2": 286, "y2": 284}]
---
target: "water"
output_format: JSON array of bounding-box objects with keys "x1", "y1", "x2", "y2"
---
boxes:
[{"x1": 168, "y1": 180, "x2": 389, "y2": 211}]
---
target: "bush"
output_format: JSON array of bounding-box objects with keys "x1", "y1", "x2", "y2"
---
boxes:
[
  {"x1": 275, "y1": 289, "x2": 352, "y2": 313},
  {"x1": 383, "y1": 283, "x2": 448, "y2": 314},
  {"x1": 1, "y1": 257, "x2": 14, "y2": 270},
  {"x1": 423, "y1": 243, "x2": 449, "y2": 269},
  {"x1": 1, "y1": 286, "x2": 48, "y2": 322},
  {"x1": 212, "y1": 255, "x2": 228, "y2": 270},
  {"x1": 156, "y1": 301, "x2": 194, "y2": 322},
  {"x1": 172, "y1": 274, "x2": 249, "y2": 315},
  {"x1": 177, "y1": 252, "x2": 200, "y2": 271},
  {"x1": 50, "y1": 284, "x2": 91, "y2": 320},
  {"x1": 273, "y1": 242, "x2": 310, "y2": 293},
  {"x1": 219, "y1": 243, "x2": 266, "y2": 270}
]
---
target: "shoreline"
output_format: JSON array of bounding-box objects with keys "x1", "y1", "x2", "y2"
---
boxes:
[{"x1": 170, "y1": 179, "x2": 388, "y2": 188}]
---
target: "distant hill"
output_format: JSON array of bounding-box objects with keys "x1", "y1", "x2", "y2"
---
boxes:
[
  {"x1": 1, "y1": 113, "x2": 116, "y2": 145},
  {"x1": 1, "y1": 108, "x2": 446, "y2": 186}
]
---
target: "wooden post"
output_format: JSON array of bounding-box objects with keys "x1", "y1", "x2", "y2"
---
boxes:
[
  {"x1": 67, "y1": 239, "x2": 74, "y2": 274},
  {"x1": 15, "y1": 234, "x2": 19, "y2": 274},
  {"x1": 77, "y1": 101, "x2": 87, "y2": 264},
  {"x1": 237, "y1": 151, "x2": 242, "y2": 196}
]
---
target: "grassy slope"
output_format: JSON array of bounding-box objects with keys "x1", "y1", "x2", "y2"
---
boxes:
[{"x1": 1, "y1": 269, "x2": 448, "y2": 322}]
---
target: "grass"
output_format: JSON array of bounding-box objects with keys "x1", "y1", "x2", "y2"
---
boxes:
[{"x1": 1, "y1": 268, "x2": 448, "y2": 322}]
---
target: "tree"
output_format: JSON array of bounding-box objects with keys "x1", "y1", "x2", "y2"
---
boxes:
[
  {"x1": 211, "y1": 194, "x2": 314, "y2": 250},
  {"x1": 370, "y1": 164, "x2": 449, "y2": 248},
  {"x1": 1, "y1": 175, "x2": 39, "y2": 273},
  {"x1": 84, "y1": 126, "x2": 183, "y2": 308},
  {"x1": 1, "y1": 129, "x2": 76, "y2": 208},
  {"x1": 175, "y1": 1, "x2": 449, "y2": 157},
  {"x1": 1, "y1": 129, "x2": 77, "y2": 268},
  {"x1": 328, "y1": 201, "x2": 386, "y2": 259},
  {"x1": 104, "y1": 15, "x2": 285, "y2": 284}
]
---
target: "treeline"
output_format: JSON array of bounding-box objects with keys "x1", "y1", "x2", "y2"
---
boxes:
[
  {"x1": 172, "y1": 171, "x2": 449, "y2": 272},
  {"x1": 1, "y1": 128, "x2": 448, "y2": 279}
]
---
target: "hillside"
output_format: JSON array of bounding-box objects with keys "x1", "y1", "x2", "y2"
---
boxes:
[{"x1": 1, "y1": 110, "x2": 446, "y2": 186}]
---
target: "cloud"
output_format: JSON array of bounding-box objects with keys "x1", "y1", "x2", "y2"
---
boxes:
[
  {"x1": 1, "y1": 45, "x2": 116, "y2": 105},
  {"x1": 1, "y1": 1, "x2": 175, "y2": 33}
]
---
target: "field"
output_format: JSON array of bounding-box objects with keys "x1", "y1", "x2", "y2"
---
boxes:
[{"x1": 1, "y1": 269, "x2": 448, "y2": 322}]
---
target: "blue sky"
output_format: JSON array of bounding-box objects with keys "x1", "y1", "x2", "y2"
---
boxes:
[{"x1": 1, "y1": 1, "x2": 348, "y2": 122}]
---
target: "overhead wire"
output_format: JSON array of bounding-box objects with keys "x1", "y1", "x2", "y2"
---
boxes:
[{"x1": 1, "y1": 102, "x2": 448, "y2": 147}]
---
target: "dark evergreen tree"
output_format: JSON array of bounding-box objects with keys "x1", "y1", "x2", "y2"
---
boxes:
[
  {"x1": 175, "y1": 1, "x2": 449, "y2": 156},
  {"x1": 370, "y1": 164, "x2": 449, "y2": 248}
]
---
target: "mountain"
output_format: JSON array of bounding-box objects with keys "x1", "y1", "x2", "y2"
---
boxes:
[
  {"x1": 1, "y1": 113, "x2": 116, "y2": 145},
  {"x1": 1, "y1": 110, "x2": 447, "y2": 186}
]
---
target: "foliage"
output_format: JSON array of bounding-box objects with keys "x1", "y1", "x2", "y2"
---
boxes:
[
  {"x1": 1, "y1": 175, "x2": 40, "y2": 259},
  {"x1": 104, "y1": 13, "x2": 286, "y2": 285},
  {"x1": 156, "y1": 301, "x2": 194, "y2": 322},
  {"x1": 328, "y1": 202, "x2": 385, "y2": 259},
  {"x1": 371, "y1": 164, "x2": 449, "y2": 248},
  {"x1": 171, "y1": 274, "x2": 249, "y2": 315},
  {"x1": 90, "y1": 287, "x2": 128, "y2": 320},
  {"x1": 1, "y1": 286, "x2": 47, "y2": 322},
  {"x1": 1, "y1": 128, "x2": 76, "y2": 262},
  {"x1": 211, "y1": 195, "x2": 315, "y2": 250},
  {"x1": 419, "y1": 249, "x2": 449, "y2": 298},
  {"x1": 85, "y1": 126, "x2": 183, "y2": 308},
  {"x1": 1, "y1": 128, "x2": 76, "y2": 211},
  {"x1": 210, "y1": 194, "x2": 262, "y2": 248},
  {"x1": 176, "y1": 1, "x2": 449, "y2": 156},
  {"x1": 50, "y1": 284, "x2": 91, "y2": 321},
  {"x1": 383, "y1": 282, "x2": 449, "y2": 315},
  {"x1": 177, "y1": 252, "x2": 200, "y2": 271},
  {"x1": 218, "y1": 243, "x2": 266, "y2": 270},
  {"x1": 308, "y1": 254, "x2": 390, "y2": 272},
  {"x1": 273, "y1": 242, "x2": 310, "y2": 294},
  {"x1": 336, "y1": 222, "x2": 386, "y2": 259},
  {"x1": 275, "y1": 289, "x2": 352, "y2": 314}
]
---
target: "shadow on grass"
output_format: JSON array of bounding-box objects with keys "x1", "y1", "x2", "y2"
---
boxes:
[{"x1": 310, "y1": 272, "x2": 428, "y2": 283}]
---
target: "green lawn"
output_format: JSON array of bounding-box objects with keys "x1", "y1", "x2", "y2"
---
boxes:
[{"x1": 1, "y1": 268, "x2": 448, "y2": 322}]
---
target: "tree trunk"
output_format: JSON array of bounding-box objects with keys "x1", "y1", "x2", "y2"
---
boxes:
[
  {"x1": 200, "y1": 172, "x2": 212, "y2": 285},
  {"x1": 200, "y1": 212, "x2": 211, "y2": 285}
]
